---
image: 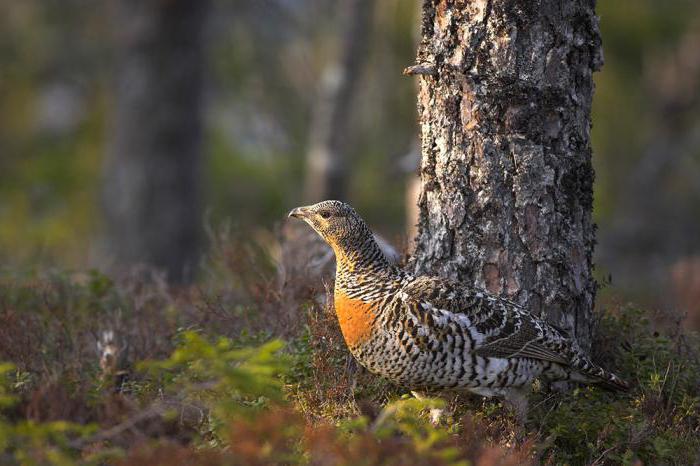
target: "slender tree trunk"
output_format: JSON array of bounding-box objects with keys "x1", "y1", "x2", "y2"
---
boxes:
[
  {"x1": 304, "y1": 0, "x2": 373, "y2": 202},
  {"x1": 103, "y1": 0, "x2": 208, "y2": 283},
  {"x1": 409, "y1": 0, "x2": 602, "y2": 350}
]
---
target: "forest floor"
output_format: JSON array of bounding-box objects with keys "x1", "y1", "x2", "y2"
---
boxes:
[{"x1": 0, "y1": 230, "x2": 699, "y2": 465}]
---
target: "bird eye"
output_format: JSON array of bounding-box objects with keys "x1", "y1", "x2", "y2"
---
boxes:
[{"x1": 320, "y1": 211, "x2": 331, "y2": 219}]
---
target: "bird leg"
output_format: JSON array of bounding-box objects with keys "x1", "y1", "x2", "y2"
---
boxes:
[{"x1": 503, "y1": 387, "x2": 530, "y2": 425}]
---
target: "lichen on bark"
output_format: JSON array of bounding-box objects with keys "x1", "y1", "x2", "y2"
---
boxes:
[{"x1": 410, "y1": 0, "x2": 602, "y2": 350}]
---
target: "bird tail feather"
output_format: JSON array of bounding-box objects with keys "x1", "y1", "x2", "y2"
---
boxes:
[{"x1": 570, "y1": 354, "x2": 630, "y2": 391}]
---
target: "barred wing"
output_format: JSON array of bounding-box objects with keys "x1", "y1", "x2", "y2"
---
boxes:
[{"x1": 400, "y1": 276, "x2": 573, "y2": 365}]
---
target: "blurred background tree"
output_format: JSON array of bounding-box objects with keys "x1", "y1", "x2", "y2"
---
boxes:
[
  {"x1": 304, "y1": 0, "x2": 373, "y2": 202},
  {"x1": 102, "y1": 0, "x2": 207, "y2": 283},
  {"x1": 0, "y1": 0, "x2": 698, "y2": 324}
]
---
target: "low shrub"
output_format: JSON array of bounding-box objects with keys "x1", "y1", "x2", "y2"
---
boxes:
[{"x1": 0, "y1": 257, "x2": 697, "y2": 465}]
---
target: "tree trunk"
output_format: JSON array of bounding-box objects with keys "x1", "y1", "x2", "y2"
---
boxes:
[
  {"x1": 409, "y1": 0, "x2": 602, "y2": 350},
  {"x1": 102, "y1": 0, "x2": 207, "y2": 284},
  {"x1": 304, "y1": 0, "x2": 373, "y2": 202}
]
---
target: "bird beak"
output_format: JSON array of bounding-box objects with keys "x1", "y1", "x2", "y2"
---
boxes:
[{"x1": 288, "y1": 206, "x2": 311, "y2": 219}]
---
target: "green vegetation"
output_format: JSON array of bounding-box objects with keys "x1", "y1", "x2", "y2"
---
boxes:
[
  {"x1": 1, "y1": 1, "x2": 698, "y2": 463},
  {"x1": 0, "y1": 248, "x2": 697, "y2": 465}
]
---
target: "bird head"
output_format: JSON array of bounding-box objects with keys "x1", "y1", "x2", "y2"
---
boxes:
[{"x1": 288, "y1": 200, "x2": 368, "y2": 251}]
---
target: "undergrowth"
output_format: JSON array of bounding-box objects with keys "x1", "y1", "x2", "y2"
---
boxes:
[{"x1": 0, "y1": 235, "x2": 698, "y2": 465}]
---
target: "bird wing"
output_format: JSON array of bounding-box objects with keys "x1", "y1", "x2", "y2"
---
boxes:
[{"x1": 400, "y1": 276, "x2": 572, "y2": 365}]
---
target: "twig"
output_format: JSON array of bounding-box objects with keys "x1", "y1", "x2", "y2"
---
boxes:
[
  {"x1": 68, "y1": 401, "x2": 167, "y2": 449},
  {"x1": 403, "y1": 63, "x2": 437, "y2": 76},
  {"x1": 68, "y1": 381, "x2": 217, "y2": 450},
  {"x1": 590, "y1": 444, "x2": 619, "y2": 466}
]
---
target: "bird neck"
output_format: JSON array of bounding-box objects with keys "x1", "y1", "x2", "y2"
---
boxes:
[{"x1": 331, "y1": 231, "x2": 391, "y2": 287}]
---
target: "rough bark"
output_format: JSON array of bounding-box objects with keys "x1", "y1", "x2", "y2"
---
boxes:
[
  {"x1": 410, "y1": 0, "x2": 602, "y2": 350},
  {"x1": 103, "y1": 0, "x2": 207, "y2": 283},
  {"x1": 304, "y1": 0, "x2": 373, "y2": 202}
]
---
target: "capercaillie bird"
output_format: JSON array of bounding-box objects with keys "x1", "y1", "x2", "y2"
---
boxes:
[{"x1": 289, "y1": 200, "x2": 628, "y2": 418}]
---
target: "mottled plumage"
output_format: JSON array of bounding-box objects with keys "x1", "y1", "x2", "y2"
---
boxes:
[{"x1": 289, "y1": 200, "x2": 628, "y2": 413}]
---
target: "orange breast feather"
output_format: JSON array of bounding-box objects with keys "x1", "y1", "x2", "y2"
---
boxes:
[{"x1": 334, "y1": 292, "x2": 377, "y2": 348}]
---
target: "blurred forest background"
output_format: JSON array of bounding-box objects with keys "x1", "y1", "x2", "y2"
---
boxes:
[{"x1": 1, "y1": 0, "x2": 699, "y2": 326}]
